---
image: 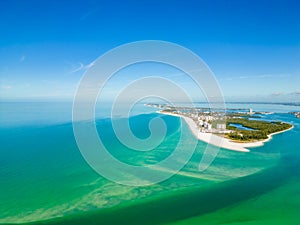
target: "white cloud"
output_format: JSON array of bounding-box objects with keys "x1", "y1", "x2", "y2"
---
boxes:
[
  {"x1": 271, "y1": 92, "x2": 284, "y2": 96},
  {"x1": 291, "y1": 90, "x2": 300, "y2": 95}
]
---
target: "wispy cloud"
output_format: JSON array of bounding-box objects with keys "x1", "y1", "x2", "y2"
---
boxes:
[
  {"x1": 79, "y1": 9, "x2": 98, "y2": 21},
  {"x1": 269, "y1": 90, "x2": 300, "y2": 96},
  {"x1": 238, "y1": 74, "x2": 270, "y2": 79},
  {"x1": 70, "y1": 62, "x2": 84, "y2": 73},
  {"x1": 291, "y1": 90, "x2": 300, "y2": 95},
  {"x1": 220, "y1": 73, "x2": 291, "y2": 81},
  {"x1": 1, "y1": 85, "x2": 12, "y2": 90},
  {"x1": 271, "y1": 91, "x2": 284, "y2": 96},
  {"x1": 19, "y1": 55, "x2": 26, "y2": 63},
  {"x1": 69, "y1": 61, "x2": 95, "y2": 74},
  {"x1": 86, "y1": 61, "x2": 95, "y2": 69}
]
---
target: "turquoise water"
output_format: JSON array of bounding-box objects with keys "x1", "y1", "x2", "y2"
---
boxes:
[{"x1": 0, "y1": 102, "x2": 299, "y2": 224}]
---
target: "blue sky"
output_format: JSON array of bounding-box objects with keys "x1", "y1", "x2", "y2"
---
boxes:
[{"x1": 0, "y1": 0, "x2": 299, "y2": 102}]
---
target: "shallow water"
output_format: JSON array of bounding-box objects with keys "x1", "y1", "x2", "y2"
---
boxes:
[{"x1": 0, "y1": 102, "x2": 299, "y2": 224}]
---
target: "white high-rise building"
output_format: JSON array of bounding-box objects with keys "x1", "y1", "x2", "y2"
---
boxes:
[{"x1": 249, "y1": 108, "x2": 253, "y2": 115}]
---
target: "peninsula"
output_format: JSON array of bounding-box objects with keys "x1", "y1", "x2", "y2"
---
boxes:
[{"x1": 146, "y1": 103, "x2": 293, "y2": 152}]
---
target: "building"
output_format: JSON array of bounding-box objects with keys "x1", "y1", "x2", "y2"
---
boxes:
[
  {"x1": 249, "y1": 108, "x2": 253, "y2": 115},
  {"x1": 217, "y1": 123, "x2": 226, "y2": 130},
  {"x1": 207, "y1": 124, "x2": 212, "y2": 131}
]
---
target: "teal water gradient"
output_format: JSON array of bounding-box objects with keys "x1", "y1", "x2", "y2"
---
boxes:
[{"x1": 0, "y1": 102, "x2": 299, "y2": 224}]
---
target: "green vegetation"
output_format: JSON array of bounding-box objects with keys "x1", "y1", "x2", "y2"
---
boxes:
[{"x1": 226, "y1": 118, "x2": 292, "y2": 142}]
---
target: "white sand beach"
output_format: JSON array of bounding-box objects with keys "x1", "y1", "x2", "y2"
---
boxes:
[{"x1": 159, "y1": 111, "x2": 293, "y2": 152}]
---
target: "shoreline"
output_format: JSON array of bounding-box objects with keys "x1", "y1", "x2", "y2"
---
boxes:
[{"x1": 159, "y1": 111, "x2": 293, "y2": 152}]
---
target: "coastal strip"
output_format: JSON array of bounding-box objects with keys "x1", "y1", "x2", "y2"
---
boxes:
[{"x1": 159, "y1": 111, "x2": 293, "y2": 152}]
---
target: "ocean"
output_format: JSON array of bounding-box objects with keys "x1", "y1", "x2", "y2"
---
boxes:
[{"x1": 0, "y1": 102, "x2": 299, "y2": 224}]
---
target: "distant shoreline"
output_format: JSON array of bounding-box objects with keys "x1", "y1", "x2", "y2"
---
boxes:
[{"x1": 159, "y1": 111, "x2": 293, "y2": 152}]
